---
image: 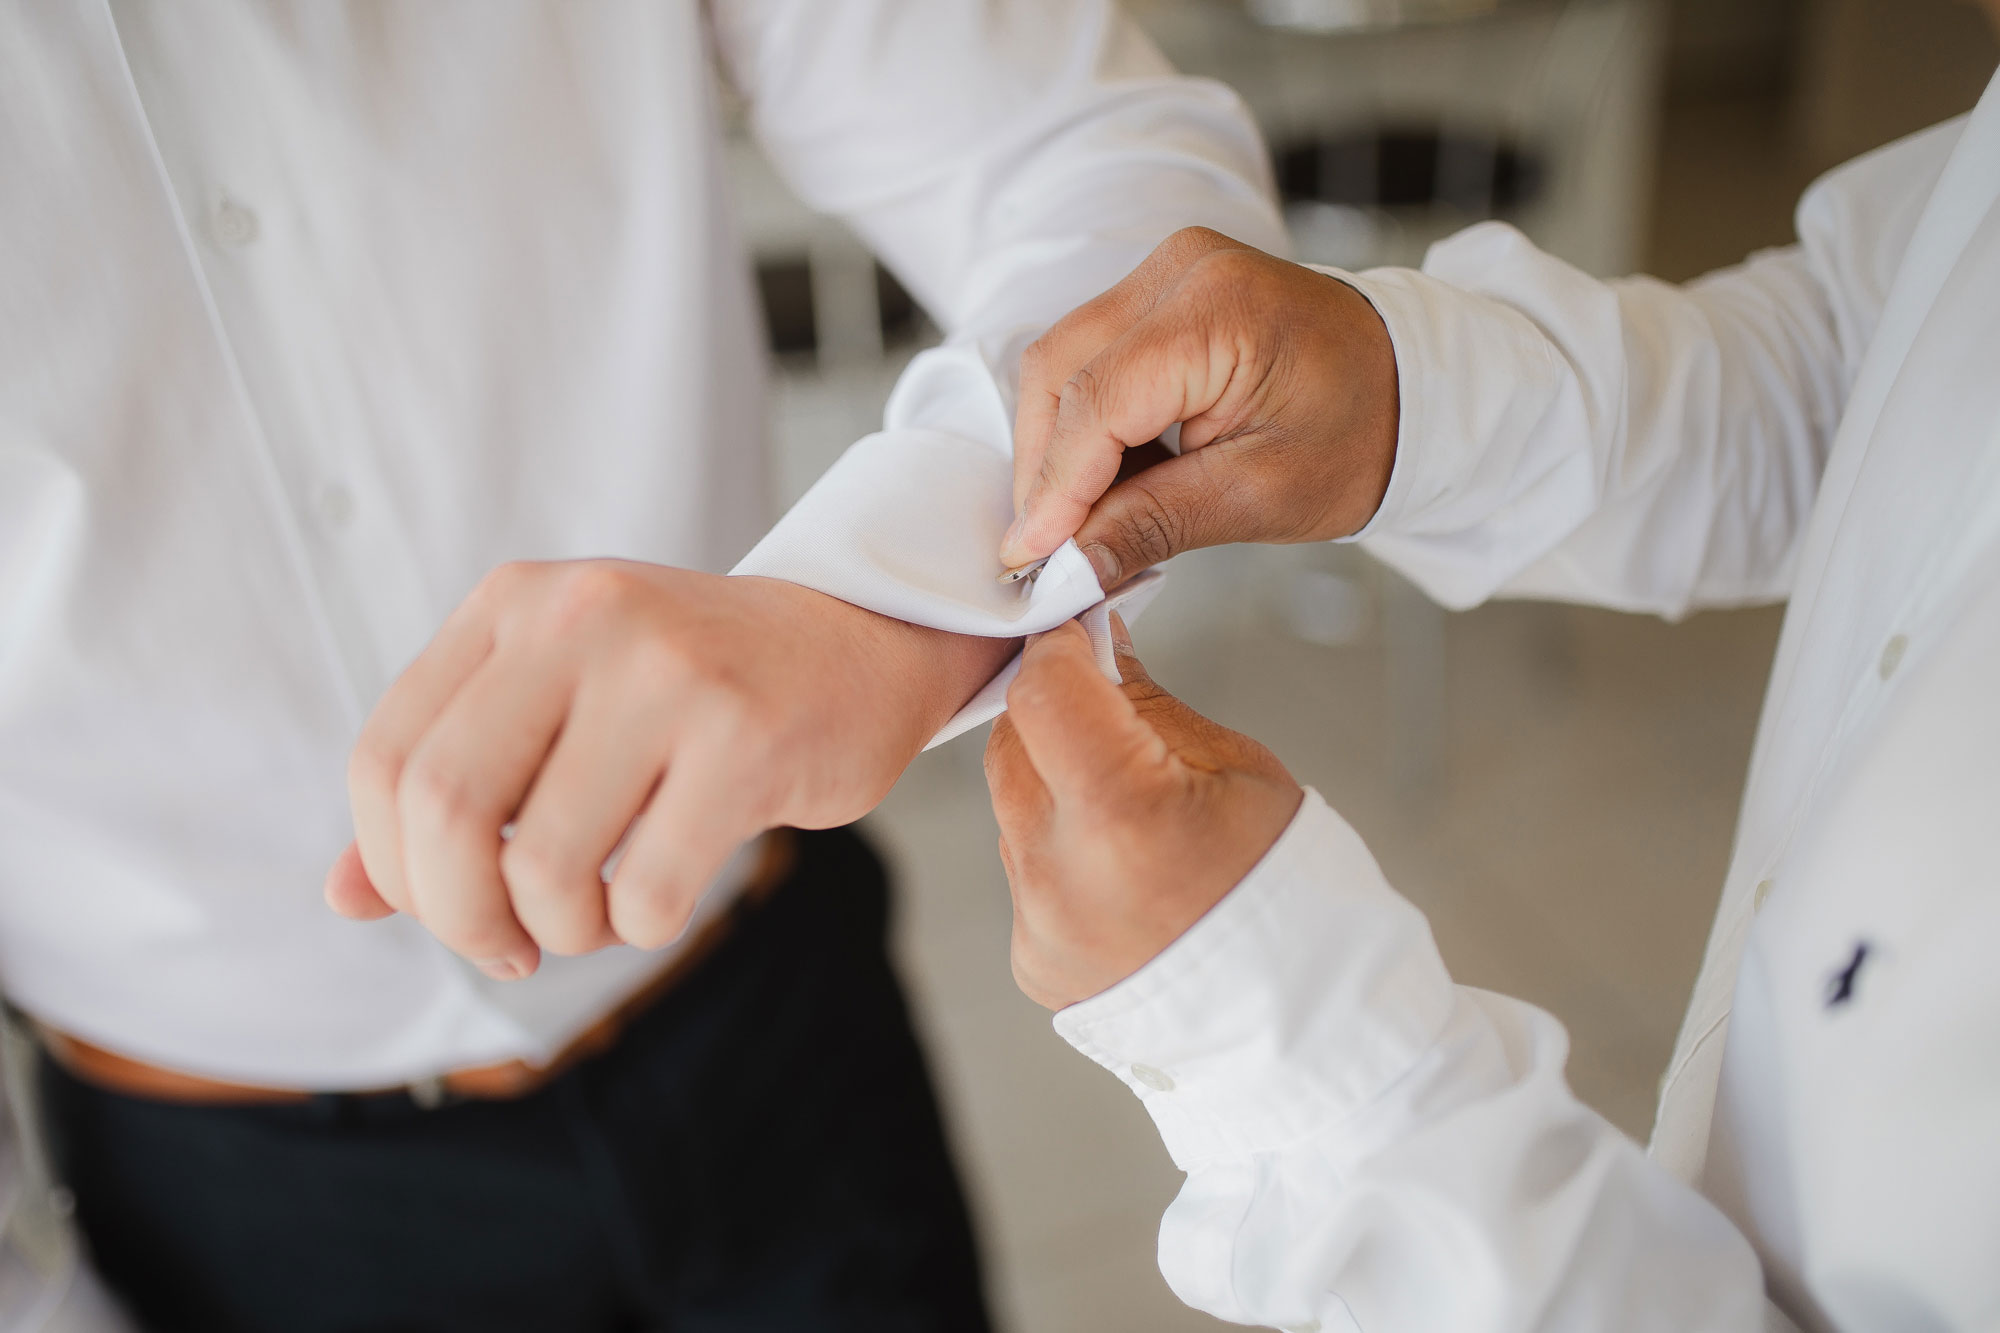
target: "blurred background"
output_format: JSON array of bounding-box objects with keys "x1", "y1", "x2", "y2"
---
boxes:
[{"x1": 726, "y1": 2, "x2": 1998, "y2": 1328}]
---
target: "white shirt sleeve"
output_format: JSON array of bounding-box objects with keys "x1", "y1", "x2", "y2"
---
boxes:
[
  {"x1": 1336, "y1": 117, "x2": 1964, "y2": 619},
  {"x1": 717, "y1": 0, "x2": 1286, "y2": 664},
  {"x1": 1053, "y1": 790, "x2": 1771, "y2": 1333}
]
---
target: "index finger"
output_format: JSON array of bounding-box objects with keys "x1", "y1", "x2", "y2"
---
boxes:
[
  {"x1": 1000, "y1": 298, "x2": 1239, "y2": 570},
  {"x1": 1013, "y1": 285, "x2": 1157, "y2": 517},
  {"x1": 1009, "y1": 228, "x2": 1252, "y2": 531}
]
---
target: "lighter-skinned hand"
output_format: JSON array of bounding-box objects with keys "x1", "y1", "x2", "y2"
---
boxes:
[
  {"x1": 998, "y1": 226, "x2": 1400, "y2": 588},
  {"x1": 984, "y1": 616, "x2": 1302, "y2": 1011},
  {"x1": 325, "y1": 562, "x2": 1011, "y2": 979}
]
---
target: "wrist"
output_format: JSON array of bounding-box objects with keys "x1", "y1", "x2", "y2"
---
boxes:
[
  {"x1": 769, "y1": 577, "x2": 1018, "y2": 748},
  {"x1": 880, "y1": 618, "x2": 1023, "y2": 740},
  {"x1": 1306, "y1": 267, "x2": 1401, "y2": 540}
]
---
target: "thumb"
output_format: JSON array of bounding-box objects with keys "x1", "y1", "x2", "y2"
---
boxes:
[
  {"x1": 1106, "y1": 611, "x2": 1154, "y2": 689},
  {"x1": 325, "y1": 840, "x2": 399, "y2": 920},
  {"x1": 1072, "y1": 442, "x2": 1268, "y2": 589},
  {"x1": 1004, "y1": 621, "x2": 1169, "y2": 807}
]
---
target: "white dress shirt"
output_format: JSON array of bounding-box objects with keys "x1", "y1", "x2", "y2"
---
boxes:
[
  {"x1": 0, "y1": 0, "x2": 1277, "y2": 1089},
  {"x1": 1055, "y1": 73, "x2": 2000, "y2": 1332},
  {"x1": 0, "y1": 6, "x2": 1281, "y2": 1323}
]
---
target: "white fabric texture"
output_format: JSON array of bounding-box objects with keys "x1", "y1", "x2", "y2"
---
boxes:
[
  {"x1": 1057, "y1": 74, "x2": 2000, "y2": 1333},
  {"x1": 0, "y1": 4, "x2": 1281, "y2": 1319},
  {"x1": 0, "y1": 0, "x2": 1279, "y2": 1093},
  {"x1": 930, "y1": 569, "x2": 1167, "y2": 748},
  {"x1": 730, "y1": 354, "x2": 1168, "y2": 746},
  {"x1": 1058, "y1": 792, "x2": 1764, "y2": 1333}
]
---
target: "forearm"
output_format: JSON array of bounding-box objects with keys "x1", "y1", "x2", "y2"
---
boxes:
[{"x1": 870, "y1": 614, "x2": 1022, "y2": 747}]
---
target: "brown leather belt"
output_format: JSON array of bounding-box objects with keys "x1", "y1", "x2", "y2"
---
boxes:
[{"x1": 38, "y1": 831, "x2": 796, "y2": 1108}]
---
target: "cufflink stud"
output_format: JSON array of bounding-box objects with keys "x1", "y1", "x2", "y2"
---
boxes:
[{"x1": 998, "y1": 556, "x2": 1050, "y2": 585}]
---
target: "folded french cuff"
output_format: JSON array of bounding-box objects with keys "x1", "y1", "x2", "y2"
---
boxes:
[
  {"x1": 733, "y1": 420, "x2": 1176, "y2": 746},
  {"x1": 734, "y1": 427, "x2": 1106, "y2": 633},
  {"x1": 1052, "y1": 788, "x2": 1459, "y2": 1169}
]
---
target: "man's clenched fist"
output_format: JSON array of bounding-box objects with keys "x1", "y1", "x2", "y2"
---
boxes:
[{"x1": 327, "y1": 561, "x2": 1011, "y2": 979}]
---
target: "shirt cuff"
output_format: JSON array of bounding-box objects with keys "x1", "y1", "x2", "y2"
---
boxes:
[
  {"x1": 733, "y1": 424, "x2": 1107, "y2": 635},
  {"x1": 925, "y1": 565, "x2": 1165, "y2": 747},
  {"x1": 1051, "y1": 788, "x2": 1457, "y2": 1169}
]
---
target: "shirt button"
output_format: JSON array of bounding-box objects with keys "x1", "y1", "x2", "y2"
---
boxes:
[
  {"x1": 212, "y1": 195, "x2": 260, "y2": 247},
  {"x1": 1753, "y1": 878, "x2": 1773, "y2": 912},
  {"x1": 1878, "y1": 634, "x2": 1908, "y2": 680},
  {"x1": 316, "y1": 482, "x2": 357, "y2": 530},
  {"x1": 1130, "y1": 1063, "x2": 1175, "y2": 1092}
]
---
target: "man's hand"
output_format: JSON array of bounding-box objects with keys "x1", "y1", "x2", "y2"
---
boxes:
[
  {"x1": 984, "y1": 616, "x2": 1302, "y2": 1010},
  {"x1": 325, "y1": 562, "x2": 1012, "y2": 979},
  {"x1": 998, "y1": 227, "x2": 1400, "y2": 588}
]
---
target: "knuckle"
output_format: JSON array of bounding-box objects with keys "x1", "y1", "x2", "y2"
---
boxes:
[
  {"x1": 398, "y1": 757, "x2": 484, "y2": 830},
  {"x1": 1059, "y1": 363, "x2": 1104, "y2": 419},
  {"x1": 513, "y1": 883, "x2": 610, "y2": 955},
  {"x1": 471, "y1": 559, "x2": 537, "y2": 610},
  {"x1": 496, "y1": 835, "x2": 576, "y2": 899},
  {"x1": 347, "y1": 732, "x2": 403, "y2": 797},
  {"x1": 1109, "y1": 490, "x2": 1184, "y2": 567},
  {"x1": 679, "y1": 674, "x2": 776, "y2": 759},
  {"x1": 623, "y1": 628, "x2": 697, "y2": 689},
  {"x1": 609, "y1": 883, "x2": 693, "y2": 951},
  {"x1": 500, "y1": 831, "x2": 611, "y2": 954},
  {"x1": 550, "y1": 562, "x2": 641, "y2": 630},
  {"x1": 1185, "y1": 247, "x2": 1280, "y2": 318},
  {"x1": 1159, "y1": 225, "x2": 1229, "y2": 268},
  {"x1": 1192, "y1": 242, "x2": 1260, "y2": 281}
]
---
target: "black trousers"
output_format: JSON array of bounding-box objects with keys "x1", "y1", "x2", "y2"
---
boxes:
[{"x1": 42, "y1": 827, "x2": 993, "y2": 1333}]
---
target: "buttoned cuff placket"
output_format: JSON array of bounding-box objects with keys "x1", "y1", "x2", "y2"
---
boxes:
[{"x1": 1051, "y1": 789, "x2": 1459, "y2": 1170}]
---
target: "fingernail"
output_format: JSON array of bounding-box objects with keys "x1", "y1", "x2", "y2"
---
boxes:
[
  {"x1": 477, "y1": 957, "x2": 525, "y2": 981},
  {"x1": 999, "y1": 513, "x2": 1026, "y2": 558},
  {"x1": 1081, "y1": 542, "x2": 1121, "y2": 589}
]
